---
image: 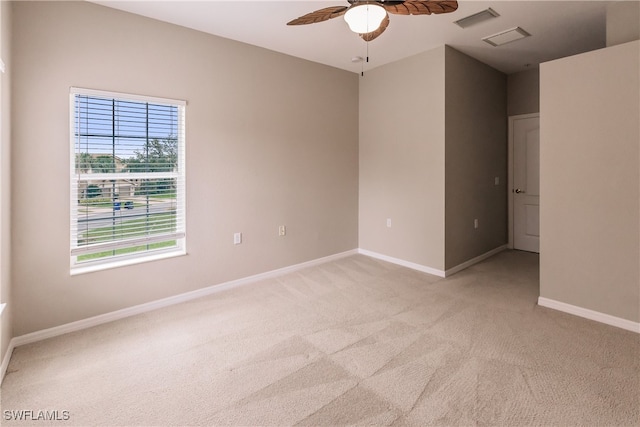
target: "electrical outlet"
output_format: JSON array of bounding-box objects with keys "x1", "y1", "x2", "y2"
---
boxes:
[
  {"x1": 474, "y1": 219, "x2": 479, "y2": 229},
  {"x1": 234, "y1": 232, "x2": 242, "y2": 245},
  {"x1": 494, "y1": 176, "x2": 500, "y2": 185},
  {"x1": 279, "y1": 225, "x2": 286, "y2": 236},
  {"x1": 386, "y1": 218, "x2": 392, "y2": 228}
]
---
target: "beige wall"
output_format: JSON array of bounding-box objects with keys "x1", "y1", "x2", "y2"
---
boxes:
[
  {"x1": 540, "y1": 40, "x2": 640, "y2": 322},
  {"x1": 11, "y1": 1, "x2": 358, "y2": 335},
  {"x1": 606, "y1": 1, "x2": 640, "y2": 47},
  {"x1": 444, "y1": 47, "x2": 507, "y2": 269},
  {"x1": 359, "y1": 46, "x2": 507, "y2": 272},
  {"x1": 1, "y1": 0, "x2": 12, "y2": 359},
  {"x1": 359, "y1": 47, "x2": 446, "y2": 270},
  {"x1": 507, "y1": 69, "x2": 539, "y2": 116}
]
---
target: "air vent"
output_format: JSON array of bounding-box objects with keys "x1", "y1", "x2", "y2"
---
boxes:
[
  {"x1": 454, "y1": 8, "x2": 499, "y2": 29},
  {"x1": 483, "y1": 27, "x2": 531, "y2": 47}
]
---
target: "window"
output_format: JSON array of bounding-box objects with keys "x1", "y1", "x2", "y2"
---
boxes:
[{"x1": 70, "y1": 88, "x2": 186, "y2": 273}]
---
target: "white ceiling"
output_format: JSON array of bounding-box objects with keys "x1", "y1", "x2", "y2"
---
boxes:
[{"x1": 92, "y1": 0, "x2": 614, "y2": 75}]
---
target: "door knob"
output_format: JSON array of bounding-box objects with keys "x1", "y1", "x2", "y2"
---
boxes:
[{"x1": 514, "y1": 188, "x2": 526, "y2": 194}]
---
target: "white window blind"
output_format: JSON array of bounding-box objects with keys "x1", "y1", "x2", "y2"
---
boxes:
[{"x1": 70, "y1": 88, "x2": 186, "y2": 271}]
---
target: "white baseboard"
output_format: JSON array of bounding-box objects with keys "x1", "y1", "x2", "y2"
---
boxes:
[
  {"x1": 6, "y1": 249, "x2": 359, "y2": 355},
  {"x1": 538, "y1": 297, "x2": 640, "y2": 334},
  {"x1": 0, "y1": 337, "x2": 16, "y2": 385},
  {"x1": 359, "y1": 245, "x2": 508, "y2": 278},
  {"x1": 357, "y1": 249, "x2": 446, "y2": 277},
  {"x1": 444, "y1": 244, "x2": 508, "y2": 276},
  {"x1": 0, "y1": 302, "x2": 9, "y2": 385}
]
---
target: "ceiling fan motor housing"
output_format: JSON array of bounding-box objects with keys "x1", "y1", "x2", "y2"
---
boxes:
[{"x1": 348, "y1": 0, "x2": 406, "y2": 4}]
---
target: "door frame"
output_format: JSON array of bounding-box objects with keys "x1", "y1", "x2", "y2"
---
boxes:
[{"x1": 508, "y1": 113, "x2": 540, "y2": 249}]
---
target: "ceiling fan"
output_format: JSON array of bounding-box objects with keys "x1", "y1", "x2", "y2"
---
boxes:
[{"x1": 287, "y1": 0, "x2": 459, "y2": 42}]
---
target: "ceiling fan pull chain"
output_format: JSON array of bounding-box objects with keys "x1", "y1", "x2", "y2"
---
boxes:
[
  {"x1": 361, "y1": 44, "x2": 368, "y2": 76},
  {"x1": 361, "y1": 41, "x2": 369, "y2": 77}
]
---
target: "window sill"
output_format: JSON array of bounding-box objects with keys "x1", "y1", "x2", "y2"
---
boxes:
[{"x1": 70, "y1": 249, "x2": 187, "y2": 276}]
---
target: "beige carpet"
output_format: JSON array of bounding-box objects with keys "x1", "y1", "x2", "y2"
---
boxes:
[{"x1": 1, "y1": 251, "x2": 638, "y2": 426}]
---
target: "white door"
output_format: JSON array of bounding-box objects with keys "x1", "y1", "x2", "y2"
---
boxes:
[{"x1": 511, "y1": 115, "x2": 540, "y2": 253}]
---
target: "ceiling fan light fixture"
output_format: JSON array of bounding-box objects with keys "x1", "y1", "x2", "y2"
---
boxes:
[{"x1": 344, "y1": 3, "x2": 386, "y2": 34}]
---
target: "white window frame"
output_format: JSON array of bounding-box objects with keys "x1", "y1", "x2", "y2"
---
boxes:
[{"x1": 70, "y1": 88, "x2": 186, "y2": 274}]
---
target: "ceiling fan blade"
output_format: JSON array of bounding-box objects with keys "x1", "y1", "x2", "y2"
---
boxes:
[
  {"x1": 384, "y1": 0, "x2": 458, "y2": 16},
  {"x1": 360, "y1": 13, "x2": 390, "y2": 42},
  {"x1": 287, "y1": 6, "x2": 349, "y2": 25}
]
